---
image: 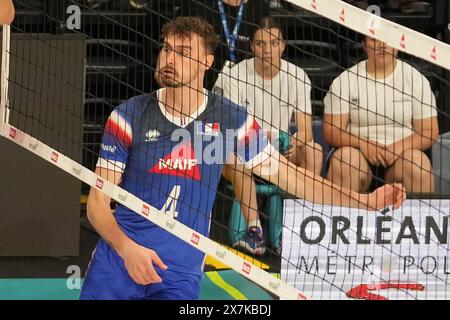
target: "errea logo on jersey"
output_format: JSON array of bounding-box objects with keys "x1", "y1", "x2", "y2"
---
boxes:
[{"x1": 145, "y1": 129, "x2": 160, "y2": 142}]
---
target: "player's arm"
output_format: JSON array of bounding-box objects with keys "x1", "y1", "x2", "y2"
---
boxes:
[
  {"x1": 293, "y1": 111, "x2": 313, "y2": 144},
  {"x1": 252, "y1": 151, "x2": 405, "y2": 210},
  {"x1": 88, "y1": 166, "x2": 167, "y2": 285},
  {"x1": 323, "y1": 113, "x2": 387, "y2": 167},
  {"x1": 0, "y1": 0, "x2": 15, "y2": 24},
  {"x1": 407, "y1": 116, "x2": 439, "y2": 151}
]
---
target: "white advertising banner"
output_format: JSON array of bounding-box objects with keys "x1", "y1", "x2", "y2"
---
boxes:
[{"x1": 281, "y1": 199, "x2": 450, "y2": 300}]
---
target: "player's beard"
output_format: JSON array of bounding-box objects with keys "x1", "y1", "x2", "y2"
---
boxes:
[
  {"x1": 157, "y1": 68, "x2": 200, "y2": 89},
  {"x1": 156, "y1": 69, "x2": 181, "y2": 88}
]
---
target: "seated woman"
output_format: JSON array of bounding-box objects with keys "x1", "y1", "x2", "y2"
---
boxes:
[
  {"x1": 323, "y1": 35, "x2": 439, "y2": 194},
  {"x1": 215, "y1": 17, "x2": 322, "y2": 255}
]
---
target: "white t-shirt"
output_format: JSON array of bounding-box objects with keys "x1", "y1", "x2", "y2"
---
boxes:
[
  {"x1": 214, "y1": 58, "x2": 312, "y2": 134},
  {"x1": 324, "y1": 59, "x2": 437, "y2": 146}
]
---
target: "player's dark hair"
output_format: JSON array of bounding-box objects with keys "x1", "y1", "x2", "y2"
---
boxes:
[{"x1": 161, "y1": 16, "x2": 219, "y2": 54}]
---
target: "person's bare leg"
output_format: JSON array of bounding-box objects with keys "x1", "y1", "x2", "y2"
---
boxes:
[
  {"x1": 385, "y1": 149, "x2": 435, "y2": 193},
  {"x1": 222, "y1": 155, "x2": 260, "y2": 229},
  {"x1": 293, "y1": 141, "x2": 323, "y2": 175},
  {"x1": 327, "y1": 146, "x2": 372, "y2": 192}
]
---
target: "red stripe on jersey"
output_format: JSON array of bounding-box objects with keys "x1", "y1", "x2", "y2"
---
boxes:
[
  {"x1": 242, "y1": 117, "x2": 262, "y2": 145},
  {"x1": 105, "y1": 118, "x2": 132, "y2": 146}
]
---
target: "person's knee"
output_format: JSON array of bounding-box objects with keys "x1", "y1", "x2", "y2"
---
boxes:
[
  {"x1": 311, "y1": 141, "x2": 323, "y2": 158},
  {"x1": 329, "y1": 147, "x2": 363, "y2": 173},
  {"x1": 328, "y1": 147, "x2": 371, "y2": 190},
  {"x1": 401, "y1": 149, "x2": 433, "y2": 182}
]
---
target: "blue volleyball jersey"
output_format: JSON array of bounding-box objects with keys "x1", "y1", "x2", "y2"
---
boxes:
[{"x1": 96, "y1": 89, "x2": 274, "y2": 278}]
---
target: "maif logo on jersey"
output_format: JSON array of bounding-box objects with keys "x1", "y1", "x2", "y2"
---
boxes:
[{"x1": 149, "y1": 143, "x2": 201, "y2": 180}]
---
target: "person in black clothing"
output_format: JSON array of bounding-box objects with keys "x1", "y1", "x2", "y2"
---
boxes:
[{"x1": 178, "y1": 0, "x2": 270, "y2": 89}]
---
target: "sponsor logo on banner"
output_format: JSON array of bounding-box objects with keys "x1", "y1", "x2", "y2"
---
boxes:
[
  {"x1": 346, "y1": 283, "x2": 425, "y2": 300},
  {"x1": 281, "y1": 199, "x2": 450, "y2": 300},
  {"x1": 242, "y1": 262, "x2": 252, "y2": 274},
  {"x1": 9, "y1": 128, "x2": 16, "y2": 139},
  {"x1": 51, "y1": 151, "x2": 59, "y2": 163},
  {"x1": 339, "y1": 8, "x2": 345, "y2": 22},
  {"x1": 400, "y1": 34, "x2": 406, "y2": 49},
  {"x1": 191, "y1": 233, "x2": 200, "y2": 245},
  {"x1": 431, "y1": 46, "x2": 437, "y2": 61},
  {"x1": 142, "y1": 204, "x2": 150, "y2": 216},
  {"x1": 311, "y1": 0, "x2": 317, "y2": 10},
  {"x1": 95, "y1": 178, "x2": 104, "y2": 189}
]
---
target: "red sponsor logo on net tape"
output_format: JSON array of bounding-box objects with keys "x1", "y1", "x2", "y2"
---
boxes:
[
  {"x1": 400, "y1": 34, "x2": 406, "y2": 49},
  {"x1": 297, "y1": 292, "x2": 308, "y2": 300},
  {"x1": 142, "y1": 204, "x2": 150, "y2": 216},
  {"x1": 9, "y1": 128, "x2": 17, "y2": 139},
  {"x1": 431, "y1": 46, "x2": 437, "y2": 61},
  {"x1": 191, "y1": 233, "x2": 200, "y2": 245},
  {"x1": 95, "y1": 178, "x2": 104, "y2": 190},
  {"x1": 51, "y1": 151, "x2": 59, "y2": 163},
  {"x1": 339, "y1": 8, "x2": 345, "y2": 22},
  {"x1": 369, "y1": 19, "x2": 376, "y2": 35},
  {"x1": 242, "y1": 262, "x2": 252, "y2": 274}
]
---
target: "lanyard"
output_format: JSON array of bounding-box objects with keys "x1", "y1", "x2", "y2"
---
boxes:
[{"x1": 217, "y1": 0, "x2": 245, "y2": 62}]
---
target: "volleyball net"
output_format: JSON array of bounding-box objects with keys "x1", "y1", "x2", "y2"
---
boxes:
[{"x1": 1, "y1": 0, "x2": 449, "y2": 299}]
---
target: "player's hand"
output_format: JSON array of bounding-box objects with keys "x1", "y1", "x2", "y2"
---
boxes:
[
  {"x1": 368, "y1": 183, "x2": 406, "y2": 210},
  {"x1": 282, "y1": 144, "x2": 296, "y2": 159},
  {"x1": 119, "y1": 240, "x2": 168, "y2": 285},
  {"x1": 384, "y1": 143, "x2": 404, "y2": 167},
  {"x1": 360, "y1": 141, "x2": 387, "y2": 167}
]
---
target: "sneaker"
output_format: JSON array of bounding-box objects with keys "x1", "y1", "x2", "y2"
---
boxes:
[
  {"x1": 129, "y1": 0, "x2": 148, "y2": 9},
  {"x1": 233, "y1": 227, "x2": 266, "y2": 256}
]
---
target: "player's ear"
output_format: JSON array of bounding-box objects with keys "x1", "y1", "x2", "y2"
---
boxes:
[{"x1": 205, "y1": 53, "x2": 214, "y2": 70}]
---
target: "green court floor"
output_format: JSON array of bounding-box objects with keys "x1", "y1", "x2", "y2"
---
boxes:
[{"x1": 0, "y1": 270, "x2": 273, "y2": 300}]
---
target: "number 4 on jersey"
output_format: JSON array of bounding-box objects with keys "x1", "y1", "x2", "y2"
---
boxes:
[{"x1": 160, "y1": 185, "x2": 180, "y2": 218}]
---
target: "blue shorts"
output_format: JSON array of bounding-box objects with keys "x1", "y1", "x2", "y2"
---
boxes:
[{"x1": 80, "y1": 239, "x2": 201, "y2": 300}]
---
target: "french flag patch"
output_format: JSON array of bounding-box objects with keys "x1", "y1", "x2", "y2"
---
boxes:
[{"x1": 197, "y1": 122, "x2": 220, "y2": 136}]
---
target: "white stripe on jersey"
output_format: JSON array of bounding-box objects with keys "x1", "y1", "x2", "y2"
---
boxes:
[{"x1": 109, "y1": 109, "x2": 133, "y2": 143}]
